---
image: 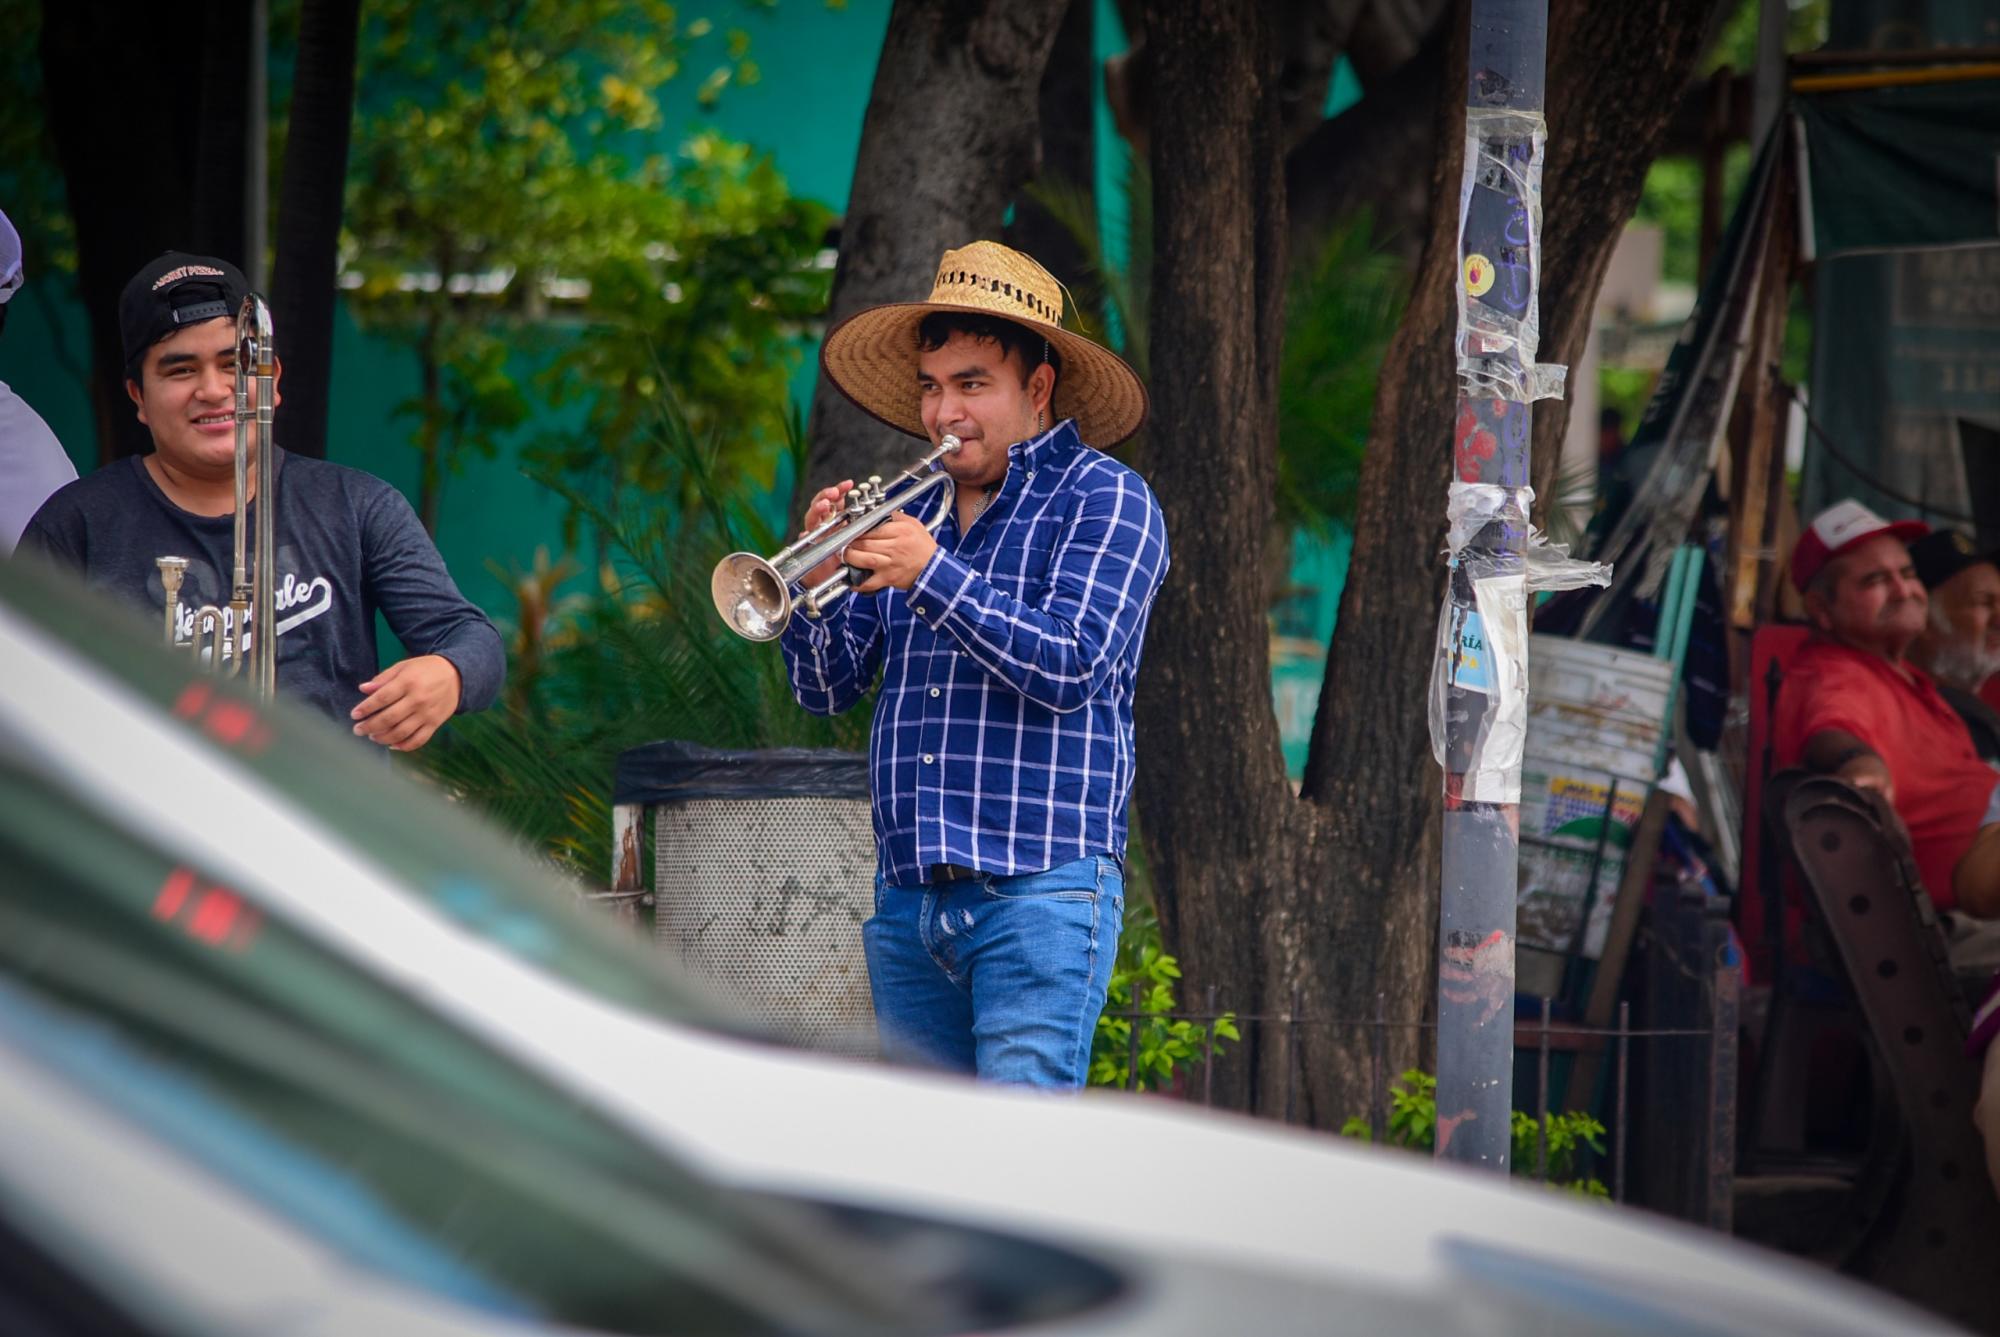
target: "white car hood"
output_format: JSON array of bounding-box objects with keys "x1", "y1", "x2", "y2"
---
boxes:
[{"x1": 1, "y1": 598, "x2": 1966, "y2": 1337}]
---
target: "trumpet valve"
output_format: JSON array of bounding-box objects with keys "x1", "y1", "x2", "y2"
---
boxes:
[
  {"x1": 156, "y1": 555, "x2": 189, "y2": 598},
  {"x1": 850, "y1": 476, "x2": 885, "y2": 511},
  {"x1": 157, "y1": 556, "x2": 189, "y2": 647}
]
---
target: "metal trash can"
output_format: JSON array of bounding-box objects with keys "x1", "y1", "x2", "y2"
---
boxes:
[{"x1": 614, "y1": 741, "x2": 876, "y2": 1054}]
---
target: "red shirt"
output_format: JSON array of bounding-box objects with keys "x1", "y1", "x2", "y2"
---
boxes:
[
  {"x1": 1774, "y1": 637, "x2": 1998, "y2": 911},
  {"x1": 1979, "y1": 673, "x2": 2000, "y2": 716}
]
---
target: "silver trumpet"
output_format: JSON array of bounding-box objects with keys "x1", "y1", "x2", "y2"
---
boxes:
[
  {"x1": 155, "y1": 293, "x2": 279, "y2": 702},
  {"x1": 712, "y1": 434, "x2": 962, "y2": 641}
]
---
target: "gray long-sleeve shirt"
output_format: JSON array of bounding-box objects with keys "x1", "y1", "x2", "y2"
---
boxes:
[
  {"x1": 0, "y1": 379, "x2": 77, "y2": 556},
  {"x1": 21, "y1": 449, "x2": 504, "y2": 727}
]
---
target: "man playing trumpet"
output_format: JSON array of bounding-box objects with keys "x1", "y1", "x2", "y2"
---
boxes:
[
  {"x1": 21, "y1": 252, "x2": 501, "y2": 751},
  {"x1": 782, "y1": 241, "x2": 1169, "y2": 1087}
]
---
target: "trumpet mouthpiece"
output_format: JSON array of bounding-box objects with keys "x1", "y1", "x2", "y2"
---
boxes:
[{"x1": 940, "y1": 434, "x2": 962, "y2": 453}]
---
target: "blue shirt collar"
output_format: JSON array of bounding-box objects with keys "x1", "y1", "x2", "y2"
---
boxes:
[{"x1": 1008, "y1": 417, "x2": 1081, "y2": 468}]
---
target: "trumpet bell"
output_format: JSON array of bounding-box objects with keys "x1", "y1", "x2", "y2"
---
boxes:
[
  {"x1": 711, "y1": 552, "x2": 793, "y2": 641},
  {"x1": 712, "y1": 433, "x2": 960, "y2": 643}
]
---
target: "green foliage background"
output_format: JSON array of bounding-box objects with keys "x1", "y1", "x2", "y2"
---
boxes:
[
  {"x1": 1088, "y1": 902, "x2": 1239, "y2": 1091},
  {"x1": 1343, "y1": 1069, "x2": 1610, "y2": 1198},
  {"x1": 417, "y1": 403, "x2": 866, "y2": 882},
  {"x1": 342, "y1": 0, "x2": 829, "y2": 535}
]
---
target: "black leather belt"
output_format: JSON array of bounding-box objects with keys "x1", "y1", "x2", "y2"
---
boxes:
[{"x1": 930, "y1": 862, "x2": 984, "y2": 883}]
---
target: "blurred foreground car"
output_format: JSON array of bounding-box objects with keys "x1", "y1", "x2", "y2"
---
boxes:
[{"x1": 0, "y1": 555, "x2": 1968, "y2": 1337}]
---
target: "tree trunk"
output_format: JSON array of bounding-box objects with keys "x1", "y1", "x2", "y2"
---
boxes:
[
  {"x1": 1007, "y1": 0, "x2": 1094, "y2": 296},
  {"x1": 191, "y1": 0, "x2": 254, "y2": 267},
  {"x1": 1137, "y1": 0, "x2": 1723, "y2": 1124},
  {"x1": 271, "y1": 0, "x2": 363, "y2": 461},
  {"x1": 800, "y1": 0, "x2": 1069, "y2": 502},
  {"x1": 1109, "y1": 2, "x2": 1376, "y2": 165},
  {"x1": 1346, "y1": 0, "x2": 1452, "y2": 85},
  {"x1": 1114, "y1": 1, "x2": 1451, "y2": 266},
  {"x1": 1284, "y1": 11, "x2": 1449, "y2": 263},
  {"x1": 1285, "y1": 0, "x2": 1734, "y2": 265},
  {"x1": 1524, "y1": 0, "x2": 1729, "y2": 503},
  {"x1": 1276, "y1": 0, "x2": 1370, "y2": 152},
  {"x1": 39, "y1": 2, "x2": 253, "y2": 465},
  {"x1": 1134, "y1": 0, "x2": 1312, "y2": 1116},
  {"x1": 40, "y1": 5, "x2": 192, "y2": 465}
]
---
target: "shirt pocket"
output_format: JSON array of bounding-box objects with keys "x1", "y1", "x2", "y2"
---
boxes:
[{"x1": 993, "y1": 517, "x2": 1064, "y2": 600}]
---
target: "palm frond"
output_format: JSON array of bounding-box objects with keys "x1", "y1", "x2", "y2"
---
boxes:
[
  {"x1": 1540, "y1": 457, "x2": 1600, "y2": 554},
  {"x1": 420, "y1": 382, "x2": 870, "y2": 881},
  {"x1": 1276, "y1": 210, "x2": 1410, "y2": 536}
]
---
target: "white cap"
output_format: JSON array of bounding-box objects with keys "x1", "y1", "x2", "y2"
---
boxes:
[
  {"x1": 1790, "y1": 498, "x2": 1928, "y2": 591},
  {"x1": 0, "y1": 207, "x2": 21, "y2": 306}
]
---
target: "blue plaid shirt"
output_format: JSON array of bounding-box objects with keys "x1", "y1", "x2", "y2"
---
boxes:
[{"x1": 780, "y1": 419, "x2": 1169, "y2": 887}]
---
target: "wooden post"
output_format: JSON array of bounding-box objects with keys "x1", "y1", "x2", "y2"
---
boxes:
[
  {"x1": 1563, "y1": 789, "x2": 1669, "y2": 1109},
  {"x1": 1726, "y1": 150, "x2": 1798, "y2": 630}
]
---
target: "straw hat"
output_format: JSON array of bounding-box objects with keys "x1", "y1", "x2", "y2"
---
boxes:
[{"x1": 820, "y1": 240, "x2": 1148, "y2": 449}]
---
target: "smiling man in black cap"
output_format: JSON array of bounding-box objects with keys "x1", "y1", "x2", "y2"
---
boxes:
[{"x1": 20, "y1": 251, "x2": 502, "y2": 750}]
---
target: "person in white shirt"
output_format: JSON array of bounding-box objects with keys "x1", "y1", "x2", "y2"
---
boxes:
[{"x1": 0, "y1": 206, "x2": 79, "y2": 556}]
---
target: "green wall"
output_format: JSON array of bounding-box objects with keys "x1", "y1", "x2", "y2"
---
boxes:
[
  {"x1": 0, "y1": 280, "x2": 93, "y2": 472},
  {"x1": 1272, "y1": 526, "x2": 1353, "y2": 779}
]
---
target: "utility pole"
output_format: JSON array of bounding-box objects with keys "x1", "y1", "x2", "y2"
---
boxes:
[{"x1": 1434, "y1": 0, "x2": 1549, "y2": 1171}]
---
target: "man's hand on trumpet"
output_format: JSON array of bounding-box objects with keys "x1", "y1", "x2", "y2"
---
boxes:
[
  {"x1": 798, "y1": 479, "x2": 856, "y2": 587},
  {"x1": 845, "y1": 512, "x2": 939, "y2": 593}
]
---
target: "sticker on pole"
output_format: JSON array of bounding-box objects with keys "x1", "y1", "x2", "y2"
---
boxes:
[
  {"x1": 1446, "y1": 605, "x2": 1494, "y2": 694},
  {"x1": 1463, "y1": 253, "x2": 1495, "y2": 298}
]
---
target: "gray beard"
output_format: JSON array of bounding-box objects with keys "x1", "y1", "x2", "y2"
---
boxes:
[{"x1": 1927, "y1": 636, "x2": 2000, "y2": 692}]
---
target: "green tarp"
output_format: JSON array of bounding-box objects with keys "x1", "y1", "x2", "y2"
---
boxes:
[
  {"x1": 1797, "y1": 78, "x2": 2000, "y2": 257},
  {"x1": 1797, "y1": 77, "x2": 2000, "y2": 532}
]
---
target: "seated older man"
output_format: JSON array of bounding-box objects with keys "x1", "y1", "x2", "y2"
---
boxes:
[
  {"x1": 1908, "y1": 529, "x2": 2000, "y2": 760},
  {"x1": 1775, "y1": 502, "x2": 2000, "y2": 972}
]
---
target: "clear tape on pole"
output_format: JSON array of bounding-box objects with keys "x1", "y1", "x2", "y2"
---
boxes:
[
  {"x1": 1456, "y1": 110, "x2": 1565, "y2": 405},
  {"x1": 1429, "y1": 483, "x2": 1613, "y2": 803}
]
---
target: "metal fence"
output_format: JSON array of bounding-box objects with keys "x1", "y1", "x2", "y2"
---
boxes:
[{"x1": 1104, "y1": 986, "x2": 1735, "y2": 1208}]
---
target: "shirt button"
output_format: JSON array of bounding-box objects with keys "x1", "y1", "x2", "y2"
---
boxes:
[
  {"x1": 915, "y1": 605, "x2": 927, "y2": 616},
  {"x1": 929, "y1": 687, "x2": 940, "y2": 697},
  {"x1": 923, "y1": 754, "x2": 935, "y2": 764}
]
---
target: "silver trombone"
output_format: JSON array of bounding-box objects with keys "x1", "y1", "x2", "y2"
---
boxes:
[
  {"x1": 712, "y1": 435, "x2": 961, "y2": 641},
  {"x1": 155, "y1": 293, "x2": 279, "y2": 702}
]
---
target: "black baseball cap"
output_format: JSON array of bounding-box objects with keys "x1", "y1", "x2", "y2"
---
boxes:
[
  {"x1": 119, "y1": 251, "x2": 249, "y2": 374},
  {"x1": 1908, "y1": 528, "x2": 2000, "y2": 590}
]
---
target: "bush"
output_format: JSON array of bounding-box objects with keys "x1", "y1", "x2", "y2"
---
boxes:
[
  {"x1": 1341, "y1": 1069, "x2": 1609, "y2": 1199},
  {"x1": 1088, "y1": 903, "x2": 1238, "y2": 1092},
  {"x1": 415, "y1": 403, "x2": 866, "y2": 883}
]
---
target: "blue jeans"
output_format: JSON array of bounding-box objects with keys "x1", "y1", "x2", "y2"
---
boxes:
[{"x1": 862, "y1": 854, "x2": 1124, "y2": 1088}]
